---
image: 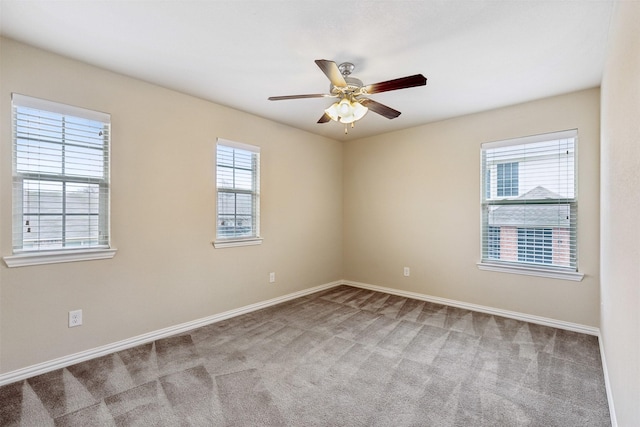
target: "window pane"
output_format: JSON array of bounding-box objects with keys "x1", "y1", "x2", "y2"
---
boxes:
[
  {"x1": 484, "y1": 138, "x2": 574, "y2": 201},
  {"x1": 217, "y1": 192, "x2": 255, "y2": 238},
  {"x1": 235, "y1": 193, "x2": 253, "y2": 216},
  {"x1": 24, "y1": 180, "x2": 63, "y2": 214},
  {"x1": 66, "y1": 215, "x2": 100, "y2": 247},
  {"x1": 233, "y1": 149, "x2": 253, "y2": 170},
  {"x1": 23, "y1": 215, "x2": 63, "y2": 251},
  {"x1": 16, "y1": 139, "x2": 63, "y2": 175},
  {"x1": 217, "y1": 165, "x2": 234, "y2": 188},
  {"x1": 62, "y1": 115, "x2": 107, "y2": 148},
  {"x1": 217, "y1": 145, "x2": 234, "y2": 167},
  {"x1": 15, "y1": 108, "x2": 64, "y2": 143},
  {"x1": 65, "y1": 145, "x2": 105, "y2": 178},
  {"x1": 234, "y1": 168, "x2": 253, "y2": 191},
  {"x1": 66, "y1": 183, "x2": 100, "y2": 214}
]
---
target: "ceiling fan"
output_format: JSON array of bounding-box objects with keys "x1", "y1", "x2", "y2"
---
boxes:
[{"x1": 268, "y1": 59, "x2": 427, "y2": 133}]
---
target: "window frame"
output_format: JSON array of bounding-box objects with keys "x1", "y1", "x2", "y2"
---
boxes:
[
  {"x1": 4, "y1": 94, "x2": 116, "y2": 267},
  {"x1": 213, "y1": 138, "x2": 262, "y2": 249},
  {"x1": 477, "y1": 129, "x2": 583, "y2": 281}
]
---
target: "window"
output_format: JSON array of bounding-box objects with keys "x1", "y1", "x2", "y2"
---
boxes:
[
  {"x1": 6, "y1": 94, "x2": 114, "y2": 266},
  {"x1": 214, "y1": 138, "x2": 261, "y2": 248},
  {"x1": 497, "y1": 162, "x2": 518, "y2": 197},
  {"x1": 479, "y1": 129, "x2": 580, "y2": 280},
  {"x1": 517, "y1": 228, "x2": 552, "y2": 264}
]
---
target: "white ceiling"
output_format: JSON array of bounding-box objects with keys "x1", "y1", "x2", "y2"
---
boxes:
[{"x1": 0, "y1": 0, "x2": 614, "y2": 141}]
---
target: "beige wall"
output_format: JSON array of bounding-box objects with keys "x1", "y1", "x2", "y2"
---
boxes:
[
  {"x1": 343, "y1": 88, "x2": 600, "y2": 326},
  {"x1": 600, "y1": 1, "x2": 640, "y2": 425},
  {"x1": 0, "y1": 38, "x2": 344, "y2": 373}
]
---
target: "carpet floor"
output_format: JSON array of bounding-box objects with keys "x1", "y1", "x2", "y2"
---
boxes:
[{"x1": 0, "y1": 285, "x2": 610, "y2": 426}]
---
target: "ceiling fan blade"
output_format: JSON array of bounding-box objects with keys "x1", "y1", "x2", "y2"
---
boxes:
[
  {"x1": 268, "y1": 94, "x2": 334, "y2": 101},
  {"x1": 363, "y1": 74, "x2": 427, "y2": 94},
  {"x1": 315, "y1": 59, "x2": 347, "y2": 88},
  {"x1": 360, "y1": 98, "x2": 401, "y2": 119},
  {"x1": 317, "y1": 113, "x2": 332, "y2": 124}
]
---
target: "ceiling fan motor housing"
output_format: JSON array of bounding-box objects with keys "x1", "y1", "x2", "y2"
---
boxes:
[{"x1": 331, "y1": 76, "x2": 364, "y2": 97}]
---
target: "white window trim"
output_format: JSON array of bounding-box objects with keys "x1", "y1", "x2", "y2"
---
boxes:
[
  {"x1": 481, "y1": 129, "x2": 578, "y2": 150},
  {"x1": 214, "y1": 138, "x2": 261, "y2": 249},
  {"x1": 212, "y1": 238, "x2": 263, "y2": 249},
  {"x1": 10, "y1": 94, "x2": 112, "y2": 263},
  {"x1": 12, "y1": 93, "x2": 110, "y2": 123},
  {"x1": 476, "y1": 261, "x2": 584, "y2": 281},
  {"x1": 4, "y1": 248, "x2": 117, "y2": 268}
]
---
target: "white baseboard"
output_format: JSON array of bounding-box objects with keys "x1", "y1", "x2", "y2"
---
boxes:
[
  {"x1": 342, "y1": 280, "x2": 600, "y2": 336},
  {"x1": 598, "y1": 334, "x2": 618, "y2": 427},
  {"x1": 0, "y1": 280, "x2": 341, "y2": 387}
]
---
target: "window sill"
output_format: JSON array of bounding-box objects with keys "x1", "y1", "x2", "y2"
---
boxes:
[
  {"x1": 213, "y1": 238, "x2": 263, "y2": 249},
  {"x1": 4, "y1": 248, "x2": 117, "y2": 268},
  {"x1": 477, "y1": 261, "x2": 584, "y2": 282}
]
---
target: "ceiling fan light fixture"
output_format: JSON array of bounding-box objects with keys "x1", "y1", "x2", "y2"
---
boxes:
[{"x1": 324, "y1": 98, "x2": 368, "y2": 124}]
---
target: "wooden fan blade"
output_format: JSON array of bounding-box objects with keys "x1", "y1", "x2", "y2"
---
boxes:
[
  {"x1": 315, "y1": 59, "x2": 347, "y2": 88},
  {"x1": 360, "y1": 98, "x2": 401, "y2": 119},
  {"x1": 363, "y1": 74, "x2": 427, "y2": 94},
  {"x1": 317, "y1": 113, "x2": 332, "y2": 123},
  {"x1": 268, "y1": 94, "x2": 334, "y2": 101}
]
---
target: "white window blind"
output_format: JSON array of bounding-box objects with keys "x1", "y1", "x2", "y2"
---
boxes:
[
  {"x1": 215, "y1": 138, "x2": 260, "y2": 242},
  {"x1": 481, "y1": 129, "x2": 577, "y2": 271},
  {"x1": 12, "y1": 94, "x2": 111, "y2": 253}
]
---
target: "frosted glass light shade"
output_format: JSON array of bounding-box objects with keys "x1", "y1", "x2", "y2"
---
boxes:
[
  {"x1": 324, "y1": 103, "x2": 341, "y2": 121},
  {"x1": 324, "y1": 98, "x2": 368, "y2": 124},
  {"x1": 352, "y1": 101, "x2": 368, "y2": 121}
]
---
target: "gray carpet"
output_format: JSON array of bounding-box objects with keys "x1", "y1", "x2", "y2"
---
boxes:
[{"x1": 0, "y1": 285, "x2": 610, "y2": 426}]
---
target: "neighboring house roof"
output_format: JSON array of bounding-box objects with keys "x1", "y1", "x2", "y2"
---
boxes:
[
  {"x1": 516, "y1": 185, "x2": 563, "y2": 200},
  {"x1": 488, "y1": 186, "x2": 571, "y2": 228}
]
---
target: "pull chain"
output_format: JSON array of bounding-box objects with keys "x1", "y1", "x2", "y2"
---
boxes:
[{"x1": 344, "y1": 122, "x2": 356, "y2": 135}]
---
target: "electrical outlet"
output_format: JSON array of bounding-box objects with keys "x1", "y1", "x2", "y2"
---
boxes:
[
  {"x1": 69, "y1": 309, "x2": 83, "y2": 327},
  {"x1": 269, "y1": 272, "x2": 276, "y2": 283},
  {"x1": 403, "y1": 267, "x2": 410, "y2": 277}
]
